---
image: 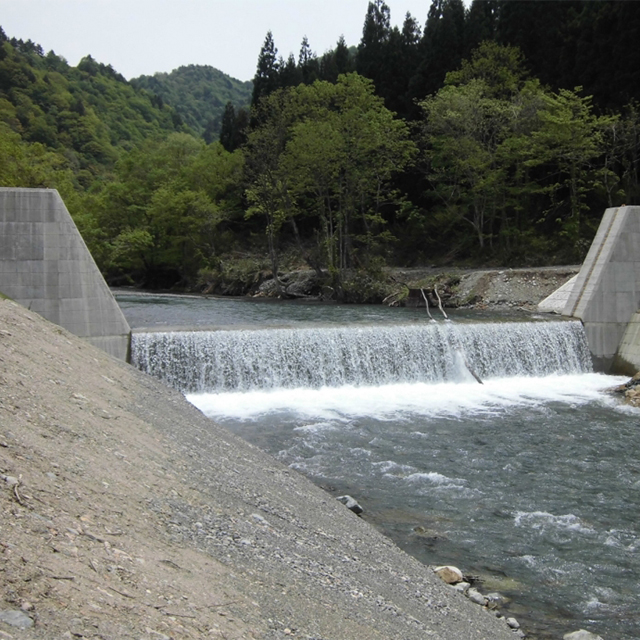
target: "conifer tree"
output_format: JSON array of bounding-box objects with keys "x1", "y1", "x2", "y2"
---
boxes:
[
  {"x1": 298, "y1": 36, "x2": 319, "y2": 84},
  {"x1": 218, "y1": 102, "x2": 249, "y2": 151},
  {"x1": 252, "y1": 31, "x2": 280, "y2": 106},
  {"x1": 496, "y1": 1, "x2": 577, "y2": 92},
  {"x1": 335, "y1": 35, "x2": 351, "y2": 76},
  {"x1": 409, "y1": 0, "x2": 465, "y2": 104},
  {"x1": 278, "y1": 53, "x2": 303, "y2": 89},
  {"x1": 357, "y1": 0, "x2": 391, "y2": 85},
  {"x1": 219, "y1": 102, "x2": 237, "y2": 151},
  {"x1": 465, "y1": 0, "x2": 498, "y2": 57}
]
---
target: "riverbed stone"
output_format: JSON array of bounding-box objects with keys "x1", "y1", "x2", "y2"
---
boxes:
[
  {"x1": 563, "y1": 631, "x2": 604, "y2": 640},
  {"x1": 433, "y1": 565, "x2": 464, "y2": 584},
  {"x1": 452, "y1": 581, "x2": 470, "y2": 594},
  {"x1": 466, "y1": 587, "x2": 488, "y2": 606},
  {"x1": 506, "y1": 617, "x2": 520, "y2": 629},
  {"x1": 486, "y1": 592, "x2": 509, "y2": 608},
  {"x1": 0, "y1": 609, "x2": 34, "y2": 629}
]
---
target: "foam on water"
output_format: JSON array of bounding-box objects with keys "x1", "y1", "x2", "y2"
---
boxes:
[
  {"x1": 187, "y1": 372, "x2": 624, "y2": 421},
  {"x1": 514, "y1": 511, "x2": 596, "y2": 535}
]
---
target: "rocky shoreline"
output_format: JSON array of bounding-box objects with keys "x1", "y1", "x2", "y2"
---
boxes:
[{"x1": 202, "y1": 265, "x2": 581, "y2": 311}]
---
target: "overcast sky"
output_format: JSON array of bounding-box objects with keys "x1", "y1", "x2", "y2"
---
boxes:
[{"x1": 0, "y1": 0, "x2": 457, "y2": 82}]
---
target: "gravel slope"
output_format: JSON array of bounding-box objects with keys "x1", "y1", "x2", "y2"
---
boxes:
[{"x1": 0, "y1": 297, "x2": 518, "y2": 640}]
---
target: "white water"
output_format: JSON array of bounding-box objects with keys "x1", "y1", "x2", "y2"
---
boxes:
[
  {"x1": 132, "y1": 319, "x2": 591, "y2": 393},
  {"x1": 187, "y1": 372, "x2": 622, "y2": 422}
]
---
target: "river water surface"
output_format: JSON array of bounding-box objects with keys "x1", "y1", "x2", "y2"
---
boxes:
[{"x1": 117, "y1": 292, "x2": 640, "y2": 640}]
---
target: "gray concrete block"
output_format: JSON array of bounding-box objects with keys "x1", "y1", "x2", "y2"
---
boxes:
[
  {"x1": 616, "y1": 291, "x2": 637, "y2": 321},
  {"x1": 562, "y1": 206, "x2": 640, "y2": 370},
  {"x1": 0, "y1": 188, "x2": 130, "y2": 361}
]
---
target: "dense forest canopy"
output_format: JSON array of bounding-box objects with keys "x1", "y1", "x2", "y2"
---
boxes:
[
  {"x1": 2, "y1": 0, "x2": 640, "y2": 299},
  {"x1": 131, "y1": 66, "x2": 252, "y2": 142}
]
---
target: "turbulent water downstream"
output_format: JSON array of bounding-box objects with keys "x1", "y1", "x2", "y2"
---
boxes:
[{"x1": 118, "y1": 293, "x2": 640, "y2": 640}]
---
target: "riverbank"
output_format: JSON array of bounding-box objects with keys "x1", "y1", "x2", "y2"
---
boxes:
[
  {"x1": 199, "y1": 265, "x2": 581, "y2": 310},
  {"x1": 0, "y1": 297, "x2": 518, "y2": 639}
]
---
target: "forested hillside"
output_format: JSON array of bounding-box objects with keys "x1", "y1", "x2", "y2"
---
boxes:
[
  {"x1": 0, "y1": 26, "x2": 190, "y2": 235},
  {"x1": 0, "y1": 29, "x2": 186, "y2": 176},
  {"x1": 2, "y1": 1, "x2": 640, "y2": 299},
  {"x1": 132, "y1": 65, "x2": 252, "y2": 141}
]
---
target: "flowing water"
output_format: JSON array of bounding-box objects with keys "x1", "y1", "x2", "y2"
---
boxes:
[{"x1": 118, "y1": 292, "x2": 640, "y2": 640}]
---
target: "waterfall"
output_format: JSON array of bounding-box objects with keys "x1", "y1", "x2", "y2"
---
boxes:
[{"x1": 131, "y1": 320, "x2": 592, "y2": 394}]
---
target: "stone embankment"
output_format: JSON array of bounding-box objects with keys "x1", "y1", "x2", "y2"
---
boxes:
[{"x1": 0, "y1": 297, "x2": 520, "y2": 640}]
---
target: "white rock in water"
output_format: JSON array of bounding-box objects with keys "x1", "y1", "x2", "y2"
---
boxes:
[
  {"x1": 336, "y1": 495, "x2": 363, "y2": 514},
  {"x1": 563, "y1": 631, "x2": 604, "y2": 640},
  {"x1": 506, "y1": 617, "x2": 520, "y2": 629},
  {"x1": 433, "y1": 565, "x2": 463, "y2": 584}
]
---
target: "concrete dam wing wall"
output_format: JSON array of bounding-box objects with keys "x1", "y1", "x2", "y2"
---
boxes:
[
  {"x1": 0, "y1": 188, "x2": 130, "y2": 360},
  {"x1": 559, "y1": 205, "x2": 640, "y2": 372}
]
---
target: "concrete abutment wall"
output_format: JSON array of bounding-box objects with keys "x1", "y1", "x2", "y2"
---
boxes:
[
  {"x1": 559, "y1": 205, "x2": 640, "y2": 372},
  {"x1": 0, "y1": 188, "x2": 130, "y2": 360}
]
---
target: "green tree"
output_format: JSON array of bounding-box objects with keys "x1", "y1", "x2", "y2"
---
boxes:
[
  {"x1": 95, "y1": 134, "x2": 244, "y2": 286},
  {"x1": 527, "y1": 88, "x2": 617, "y2": 255},
  {"x1": 419, "y1": 43, "x2": 546, "y2": 258},
  {"x1": 244, "y1": 89, "x2": 300, "y2": 292},
  {"x1": 421, "y1": 80, "x2": 516, "y2": 251},
  {"x1": 246, "y1": 74, "x2": 416, "y2": 294},
  {"x1": 252, "y1": 31, "x2": 280, "y2": 106},
  {"x1": 420, "y1": 41, "x2": 618, "y2": 262}
]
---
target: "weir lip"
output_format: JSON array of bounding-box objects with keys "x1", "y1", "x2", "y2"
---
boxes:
[{"x1": 129, "y1": 314, "x2": 583, "y2": 334}]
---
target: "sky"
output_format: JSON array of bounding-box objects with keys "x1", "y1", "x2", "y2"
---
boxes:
[{"x1": 1, "y1": 0, "x2": 450, "y2": 83}]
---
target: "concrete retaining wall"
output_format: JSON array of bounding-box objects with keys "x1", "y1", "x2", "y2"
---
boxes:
[
  {"x1": 612, "y1": 312, "x2": 640, "y2": 375},
  {"x1": 563, "y1": 206, "x2": 640, "y2": 371},
  {"x1": 0, "y1": 188, "x2": 130, "y2": 360}
]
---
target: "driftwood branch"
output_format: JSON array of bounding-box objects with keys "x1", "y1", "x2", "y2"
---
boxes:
[
  {"x1": 420, "y1": 288, "x2": 435, "y2": 321},
  {"x1": 433, "y1": 287, "x2": 449, "y2": 320},
  {"x1": 463, "y1": 357, "x2": 483, "y2": 385}
]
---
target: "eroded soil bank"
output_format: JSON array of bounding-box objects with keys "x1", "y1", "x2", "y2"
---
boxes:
[{"x1": 0, "y1": 298, "x2": 517, "y2": 640}]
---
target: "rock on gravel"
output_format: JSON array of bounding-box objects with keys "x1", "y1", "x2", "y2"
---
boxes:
[{"x1": 0, "y1": 298, "x2": 516, "y2": 640}]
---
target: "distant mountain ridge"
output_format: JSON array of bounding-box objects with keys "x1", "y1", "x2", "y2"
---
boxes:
[{"x1": 132, "y1": 65, "x2": 252, "y2": 139}]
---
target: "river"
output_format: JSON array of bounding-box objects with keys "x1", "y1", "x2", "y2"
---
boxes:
[{"x1": 117, "y1": 291, "x2": 640, "y2": 640}]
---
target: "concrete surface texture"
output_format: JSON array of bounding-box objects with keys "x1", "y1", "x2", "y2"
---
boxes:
[
  {"x1": 537, "y1": 274, "x2": 578, "y2": 314},
  {"x1": 613, "y1": 312, "x2": 640, "y2": 374},
  {"x1": 563, "y1": 206, "x2": 640, "y2": 371},
  {"x1": 0, "y1": 188, "x2": 130, "y2": 360}
]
